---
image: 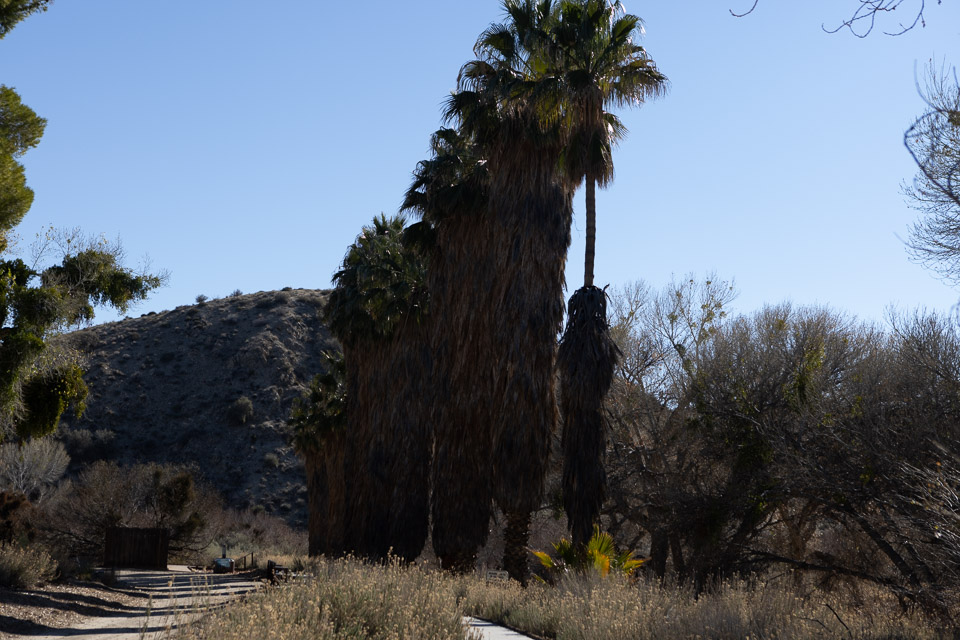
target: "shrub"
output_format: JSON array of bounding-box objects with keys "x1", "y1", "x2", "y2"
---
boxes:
[
  {"x1": 179, "y1": 557, "x2": 466, "y2": 640},
  {"x1": 0, "y1": 439, "x2": 69, "y2": 503},
  {"x1": 58, "y1": 427, "x2": 115, "y2": 464},
  {"x1": 0, "y1": 491, "x2": 36, "y2": 544},
  {"x1": 214, "y1": 507, "x2": 306, "y2": 560},
  {"x1": 195, "y1": 294, "x2": 208, "y2": 305},
  {"x1": 0, "y1": 542, "x2": 57, "y2": 589},
  {"x1": 41, "y1": 461, "x2": 222, "y2": 564},
  {"x1": 228, "y1": 396, "x2": 254, "y2": 425},
  {"x1": 229, "y1": 289, "x2": 243, "y2": 297}
]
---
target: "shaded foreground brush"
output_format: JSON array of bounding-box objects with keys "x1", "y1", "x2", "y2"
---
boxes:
[
  {"x1": 174, "y1": 557, "x2": 951, "y2": 640},
  {"x1": 176, "y1": 557, "x2": 475, "y2": 640}
]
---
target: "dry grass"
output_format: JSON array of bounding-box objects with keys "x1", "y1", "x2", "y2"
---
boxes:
[
  {"x1": 0, "y1": 542, "x2": 57, "y2": 589},
  {"x1": 459, "y1": 573, "x2": 955, "y2": 640},
  {"x1": 171, "y1": 557, "x2": 955, "y2": 640},
  {"x1": 175, "y1": 557, "x2": 476, "y2": 640}
]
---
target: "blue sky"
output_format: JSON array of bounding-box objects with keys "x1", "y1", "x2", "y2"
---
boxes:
[{"x1": 3, "y1": 1, "x2": 960, "y2": 325}]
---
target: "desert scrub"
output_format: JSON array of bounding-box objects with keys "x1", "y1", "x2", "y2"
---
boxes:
[
  {"x1": 228, "y1": 396, "x2": 254, "y2": 425},
  {"x1": 460, "y1": 573, "x2": 949, "y2": 640},
  {"x1": 0, "y1": 542, "x2": 57, "y2": 589},
  {"x1": 175, "y1": 557, "x2": 475, "y2": 640}
]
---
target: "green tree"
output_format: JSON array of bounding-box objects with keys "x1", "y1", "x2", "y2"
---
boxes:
[
  {"x1": 551, "y1": 0, "x2": 666, "y2": 548},
  {"x1": 0, "y1": 0, "x2": 52, "y2": 40},
  {"x1": 0, "y1": 86, "x2": 45, "y2": 251},
  {"x1": 0, "y1": 7, "x2": 162, "y2": 443}
]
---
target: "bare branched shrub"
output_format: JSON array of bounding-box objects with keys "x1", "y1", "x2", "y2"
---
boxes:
[
  {"x1": 0, "y1": 438, "x2": 69, "y2": 503},
  {"x1": 603, "y1": 277, "x2": 960, "y2": 612}
]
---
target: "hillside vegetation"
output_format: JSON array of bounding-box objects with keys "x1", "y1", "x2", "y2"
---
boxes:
[{"x1": 56, "y1": 289, "x2": 334, "y2": 528}]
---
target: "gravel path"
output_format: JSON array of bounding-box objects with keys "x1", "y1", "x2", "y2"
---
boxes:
[
  {"x1": 2, "y1": 568, "x2": 531, "y2": 640},
  {"x1": 5, "y1": 568, "x2": 261, "y2": 640}
]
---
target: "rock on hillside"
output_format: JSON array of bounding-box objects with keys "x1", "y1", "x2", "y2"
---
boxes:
[{"x1": 57, "y1": 289, "x2": 336, "y2": 528}]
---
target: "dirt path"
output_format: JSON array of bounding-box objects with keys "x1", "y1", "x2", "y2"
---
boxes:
[{"x1": 6, "y1": 568, "x2": 261, "y2": 640}]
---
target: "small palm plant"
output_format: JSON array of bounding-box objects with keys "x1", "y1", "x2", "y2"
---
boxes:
[{"x1": 532, "y1": 526, "x2": 644, "y2": 582}]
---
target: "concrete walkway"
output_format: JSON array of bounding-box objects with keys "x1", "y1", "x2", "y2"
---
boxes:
[
  {"x1": 11, "y1": 567, "x2": 261, "y2": 640},
  {"x1": 465, "y1": 617, "x2": 535, "y2": 639}
]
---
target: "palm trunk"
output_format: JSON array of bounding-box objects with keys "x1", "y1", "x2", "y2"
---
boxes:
[
  {"x1": 503, "y1": 509, "x2": 531, "y2": 585},
  {"x1": 584, "y1": 177, "x2": 596, "y2": 288},
  {"x1": 429, "y1": 213, "x2": 498, "y2": 572},
  {"x1": 305, "y1": 431, "x2": 347, "y2": 557},
  {"x1": 557, "y1": 175, "x2": 618, "y2": 548}
]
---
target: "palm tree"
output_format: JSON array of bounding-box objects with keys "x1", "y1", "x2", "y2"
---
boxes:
[
  {"x1": 437, "y1": 0, "x2": 575, "y2": 581},
  {"x1": 402, "y1": 128, "x2": 497, "y2": 573},
  {"x1": 320, "y1": 214, "x2": 432, "y2": 561},
  {"x1": 553, "y1": 0, "x2": 667, "y2": 547},
  {"x1": 291, "y1": 351, "x2": 347, "y2": 557}
]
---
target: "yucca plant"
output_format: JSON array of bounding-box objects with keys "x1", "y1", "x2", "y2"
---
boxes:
[{"x1": 532, "y1": 525, "x2": 644, "y2": 582}]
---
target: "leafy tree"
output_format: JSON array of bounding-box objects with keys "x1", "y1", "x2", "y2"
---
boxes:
[
  {"x1": 551, "y1": 0, "x2": 666, "y2": 548},
  {"x1": 602, "y1": 280, "x2": 960, "y2": 609},
  {"x1": 0, "y1": 1, "x2": 52, "y2": 39},
  {"x1": 0, "y1": 86, "x2": 45, "y2": 250},
  {"x1": 0, "y1": 7, "x2": 162, "y2": 443}
]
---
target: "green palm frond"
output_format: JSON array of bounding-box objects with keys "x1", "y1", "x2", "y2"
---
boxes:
[
  {"x1": 532, "y1": 525, "x2": 644, "y2": 581},
  {"x1": 324, "y1": 214, "x2": 429, "y2": 347},
  {"x1": 290, "y1": 350, "x2": 346, "y2": 455}
]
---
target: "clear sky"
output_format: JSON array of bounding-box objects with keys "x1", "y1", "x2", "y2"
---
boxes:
[{"x1": 3, "y1": 1, "x2": 960, "y2": 325}]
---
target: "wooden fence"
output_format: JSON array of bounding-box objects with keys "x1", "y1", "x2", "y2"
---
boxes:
[{"x1": 104, "y1": 527, "x2": 169, "y2": 569}]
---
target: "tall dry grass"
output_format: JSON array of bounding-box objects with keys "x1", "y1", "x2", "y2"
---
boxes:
[
  {"x1": 175, "y1": 557, "x2": 476, "y2": 640},
  {"x1": 173, "y1": 557, "x2": 954, "y2": 640},
  {"x1": 459, "y1": 573, "x2": 954, "y2": 640}
]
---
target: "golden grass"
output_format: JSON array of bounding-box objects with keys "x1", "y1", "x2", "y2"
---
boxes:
[
  {"x1": 174, "y1": 557, "x2": 475, "y2": 640},
  {"x1": 173, "y1": 556, "x2": 954, "y2": 640},
  {"x1": 459, "y1": 573, "x2": 954, "y2": 640}
]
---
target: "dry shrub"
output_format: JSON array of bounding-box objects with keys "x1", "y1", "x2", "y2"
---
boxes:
[
  {"x1": 215, "y1": 508, "x2": 306, "y2": 560},
  {"x1": 460, "y1": 573, "x2": 950, "y2": 640},
  {"x1": 178, "y1": 557, "x2": 473, "y2": 640},
  {"x1": 173, "y1": 558, "x2": 950, "y2": 640},
  {"x1": 0, "y1": 542, "x2": 57, "y2": 589}
]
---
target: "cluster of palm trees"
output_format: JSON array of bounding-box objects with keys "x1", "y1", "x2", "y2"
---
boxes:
[{"x1": 295, "y1": 0, "x2": 666, "y2": 582}]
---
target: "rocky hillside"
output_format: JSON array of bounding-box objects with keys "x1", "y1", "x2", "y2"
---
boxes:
[{"x1": 56, "y1": 289, "x2": 336, "y2": 529}]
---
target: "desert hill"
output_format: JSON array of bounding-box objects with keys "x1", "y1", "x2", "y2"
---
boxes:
[{"x1": 56, "y1": 288, "x2": 336, "y2": 528}]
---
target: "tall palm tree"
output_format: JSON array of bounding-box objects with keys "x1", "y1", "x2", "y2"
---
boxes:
[
  {"x1": 438, "y1": 0, "x2": 574, "y2": 581},
  {"x1": 291, "y1": 351, "x2": 347, "y2": 557},
  {"x1": 321, "y1": 214, "x2": 432, "y2": 561},
  {"x1": 402, "y1": 127, "x2": 493, "y2": 573},
  {"x1": 553, "y1": 0, "x2": 667, "y2": 546}
]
